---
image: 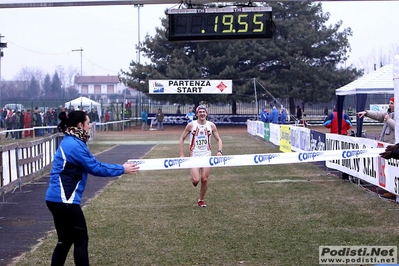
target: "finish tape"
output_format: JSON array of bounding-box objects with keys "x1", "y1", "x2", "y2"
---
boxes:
[{"x1": 128, "y1": 148, "x2": 385, "y2": 171}]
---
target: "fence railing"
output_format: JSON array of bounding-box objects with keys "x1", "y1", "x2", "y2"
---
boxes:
[
  {"x1": 0, "y1": 119, "x2": 138, "y2": 201},
  {"x1": 0, "y1": 134, "x2": 63, "y2": 202}
]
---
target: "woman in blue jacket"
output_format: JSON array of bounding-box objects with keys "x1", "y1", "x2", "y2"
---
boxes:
[{"x1": 45, "y1": 110, "x2": 139, "y2": 266}]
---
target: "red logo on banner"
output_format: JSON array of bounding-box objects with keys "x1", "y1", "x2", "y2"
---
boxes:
[
  {"x1": 377, "y1": 142, "x2": 386, "y2": 187},
  {"x1": 216, "y1": 82, "x2": 228, "y2": 92}
]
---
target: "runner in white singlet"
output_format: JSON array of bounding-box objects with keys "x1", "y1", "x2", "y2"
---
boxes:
[
  {"x1": 189, "y1": 120, "x2": 213, "y2": 157},
  {"x1": 179, "y1": 105, "x2": 223, "y2": 208}
]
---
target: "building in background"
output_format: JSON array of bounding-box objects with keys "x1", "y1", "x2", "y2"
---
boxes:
[{"x1": 74, "y1": 75, "x2": 127, "y2": 102}]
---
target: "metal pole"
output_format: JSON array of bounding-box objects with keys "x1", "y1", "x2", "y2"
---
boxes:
[
  {"x1": 80, "y1": 47, "x2": 83, "y2": 75},
  {"x1": 138, "y1": 5, "x2": 140, "y2": 63},
  {"x1": 254, "y1": 78, "x2": 259, "y2": 120},
  {"x1": 134, "y1": 4, "x2": 143, "y2": 63},
  {"x1": 72, "y1": 47, "x2": 83, "y2": 75},
  {"x1": 123, "y1": 89, "x2": 126, "y2": 131},
  {"x1": 0, "y1": 33, "x2": 4, "y2": 108},
  {"x1": 0, "y1": 34, "x2": 2, "y2": 80}
]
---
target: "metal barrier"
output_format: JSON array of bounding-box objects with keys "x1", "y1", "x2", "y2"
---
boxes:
[
  {"x1": 0, "y1": 120, "x2": 136, "y2": 202},
  {"x1": 0, "y1": 134, "x2": 63, "y2": 202}
]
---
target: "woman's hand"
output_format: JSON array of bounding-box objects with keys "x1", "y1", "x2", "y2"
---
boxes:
[
  {"x1": 357, "y1": 111, "x2": 367, "y2": 118},
  {"x1": 123, "y1": 162, "x2": 140, "y2": 174}
]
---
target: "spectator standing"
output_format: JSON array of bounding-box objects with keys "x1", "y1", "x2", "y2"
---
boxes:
[
  {"x1": 46, "y1": 108, "x2": 55, "y2": 134},
  {"x1": 104, "y1": 108, "x2": 111, "y2": 131},
  {"x1": 5, "y1": 112, "x2": 15, "y2": 139},
  {"x1": 270, "y1": 106, "x2": 279, "y2": 124},
  {"x1": 260, "y1": 108, "x2": 268, "y2": 122},
  {"x1": 280, "y1": 108, "x2": 287, "y2": 124},
  {"x1": 141, "y1": 108, "x2": 148, "y2": 131},
  {"x1": 52, "y1": 108, "x2": 59, "y2": 134},
  {"x1": 265, "y1": 109, "x2": 270, "y2": 123},
  {"x1": 56, "y1": 106, "x2": 64, "y2": 125},
  {"x1": 24, "y1": 110, "x2": 32, "y2": 138},
  {"x1": 88, "y1": 108, "x2": 99, "y2": 124},
  {"x1": 0, "y1": 109, "x2": 3, "y2": 129},
  {"x1": 32, "y1": 107, "x2": 42, "y2": 136},
  {"x1": 156, "y1": 108, "x2": 164, "y2": 131},
  {"x1": 13, "y1": 111, "x2": 22, "y2": 139},
  {"x1": 1, "y1": 107, "x2": 7, "y2": 128},
  {"x1": 176, "y1": 105, "x2": 182, "y2": 115},
  {"x1": 1, "y1": 107, "x2": 8, "y2": 128},
  {"x1": 39, "y1": 110, "x2": 45, "y2": 136},
  {"x1": 347, "y1": 106, "x2": 353, "y2": 116},
  {"x1": 185, "y1": 107, "x2": 195, "y2": 124},
  {"x1": 18, "y1": 110, "x2": 24, "y2": 139},
  {"x1": 324, "y1": 106, "x2": 329, "y2": 116},
  {"x1": 296, "y1": 105, "x2": 302, "y2": 120},
  {"x1": 323, "y1": 107, "x2": 352, "y2": 135},
  {"x1": 7, "y1": 108, "x2": 13, "y2": 118},
  {"x1": 88, "y1": 108, "x2": 100, "y2": 130},
  {"x1": 358, "y1": 97, "x2": 395, "y2": 143}
]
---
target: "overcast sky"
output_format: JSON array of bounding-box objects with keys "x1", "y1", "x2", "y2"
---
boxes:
[{"x1": 0, "y1": 1, "x2": 398, "y2": 81}]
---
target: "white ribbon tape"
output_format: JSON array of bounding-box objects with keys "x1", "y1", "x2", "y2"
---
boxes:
[{"x1": 128, "y1": 149, "x2": 385, "y2": 171}]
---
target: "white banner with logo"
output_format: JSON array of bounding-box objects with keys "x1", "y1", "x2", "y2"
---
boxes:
[
  {"x1": 246, "y1": 119, "x2": 399, "y2": 197},
  {"x1": 148, "y1": 80, "x2": 232, "y2": 94},
  {"x1": 324, "y1": 133, "x2": 388, "y2": 188},
  {"x1": 129, "y1": 149, "x2": 383, "y2": 171}
]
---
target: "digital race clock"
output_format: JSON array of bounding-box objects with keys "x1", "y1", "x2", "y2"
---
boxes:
[{"x1": 167, "y1": 7, "x2": 273, "y2": 41}]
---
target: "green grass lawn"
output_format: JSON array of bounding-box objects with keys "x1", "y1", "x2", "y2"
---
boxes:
[{"x1": 14, "y1": 130, "x2": 399, "y2": 266}]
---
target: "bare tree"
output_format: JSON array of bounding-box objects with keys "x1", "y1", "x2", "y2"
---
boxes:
[
  {"x1": 56, "y1": 64, "x2": 79, "y2": 88},
  {"x1": 357, "y1": 43, "x2": 399, "y2": 73}
]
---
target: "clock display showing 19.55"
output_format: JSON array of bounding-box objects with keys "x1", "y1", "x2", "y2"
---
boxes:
[{"x1": 167, "y1": 7, "x2": 273, "y2": 41}]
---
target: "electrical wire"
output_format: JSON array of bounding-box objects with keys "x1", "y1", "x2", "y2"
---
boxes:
[
  {"x1": 82, "y1": 55, "x2": 120, "y2": 74},
  {"x1": 4, "y1": 38, "x2": 122, "y2": 75},
  {"x1": 4, "y1": 38, "x2": 70, "y2": 56}
]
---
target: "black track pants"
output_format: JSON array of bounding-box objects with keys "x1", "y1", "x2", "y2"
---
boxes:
[{"x1": 46, "y1": 201, "x2": 89, "y2": 266}]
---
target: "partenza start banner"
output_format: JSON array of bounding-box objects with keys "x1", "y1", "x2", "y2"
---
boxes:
[{"x1": 148, "y1": 80, "x2": 232, "y2": 94}]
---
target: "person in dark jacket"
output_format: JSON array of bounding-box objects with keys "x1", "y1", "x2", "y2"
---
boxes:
[
  {"x1": 45, "y1": 110, "x2": 140, "y2": 266},
  {"x1": 14, "y1": 111, "x2": 23, "y2": 139},
  {"x1": 323, "y1": 107, "x2": 352, "y2": 135},
  {"x1": 32, "y1": 107, "x2": 42, "y2": 136},
  {"x1": 156, "y1": 108, "x2": 165, "y2": 130},
  {"x1": 280, "y1": 108, "x2": 287, "y2": 124},
  {"x1": 296, "y1": 105, "x2": 302, "y2": 120}
]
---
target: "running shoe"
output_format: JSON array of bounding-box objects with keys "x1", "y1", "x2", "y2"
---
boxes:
[{"x1": 198, "y1": 200, "x2": 206, "y2": 207}]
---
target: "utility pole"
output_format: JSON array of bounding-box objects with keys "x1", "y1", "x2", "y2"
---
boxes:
[
  {"x1": 72, "y1": 47, "x2": 83, "y2": 76},
  {"x1": 134, "y1": 4, "x2": 143, "y2": 63},
  {"x1": 0, "y1": 33, "x2": 7, "y2": 81},
  {"x1": 0, "y1": 33, "x2": 7, "y2": 108}
]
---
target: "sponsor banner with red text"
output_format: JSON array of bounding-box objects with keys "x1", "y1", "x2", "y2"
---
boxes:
[{"x1": 148, "y1": 80, "x2": 232, "y2": 94}]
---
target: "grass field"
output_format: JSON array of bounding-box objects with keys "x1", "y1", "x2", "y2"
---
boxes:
[{"x1": 13, "y1": 126, "x2": 399, "y2": 266}]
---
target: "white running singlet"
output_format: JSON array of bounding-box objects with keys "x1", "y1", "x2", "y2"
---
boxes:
[{"x1": 189, "y1": 121, "x2": 213, "y2": 157}]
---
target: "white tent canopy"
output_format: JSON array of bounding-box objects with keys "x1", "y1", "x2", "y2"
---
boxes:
[
  {"x1": 335, "y1": 64, "x2": 394, "y2": 96},
  {"x1": 334, "y1": 58, "x2": 399, "y2": 143},
  {"x1": 65, "y1": 96, "x2": 101, "y2": 116}
]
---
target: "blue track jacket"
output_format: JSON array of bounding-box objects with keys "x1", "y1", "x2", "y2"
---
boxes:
[{"x1": 45, "y1": 135, "x2": 124, "y2": 204}]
